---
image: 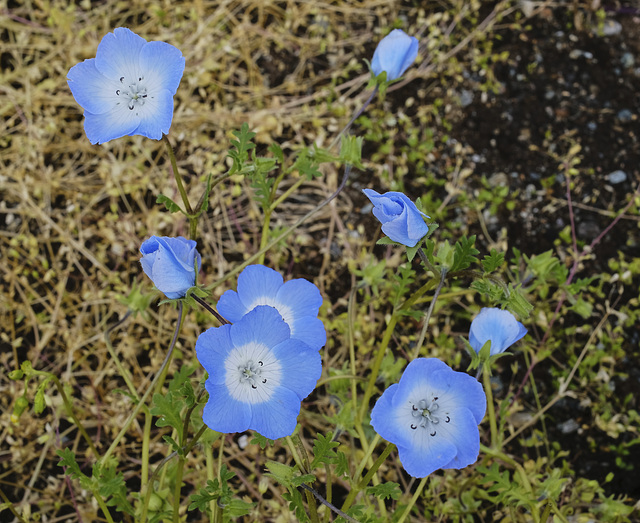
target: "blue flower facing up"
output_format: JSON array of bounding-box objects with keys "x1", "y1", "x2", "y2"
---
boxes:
[
  {"x1": 140, "y1": 236, "x2": 201, "y2": 299},
  {"x1": 371, "y1": 29, "x2": 419, "y2": 81},
  {"x1": 67, "y1": 27, "x2": 185, "y2": 144},
  {"x1": 363, "y1": 189, "x2": 430, "y2": 247},
  {"x1": 196, "y1": 306, "x2": 322, "y2": 440},
  {"x1": 217, "y1": 265, "x2": 326, "y2": 351},
  {"x1": 371, "y1": 358, "x2": 486, "y2": 478},
  {"x1": 469, "y1": 308, "x2": 527, "y2": 356}
]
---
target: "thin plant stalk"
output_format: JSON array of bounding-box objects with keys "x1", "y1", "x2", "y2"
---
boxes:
[
  {"x1": 397, "y1": 476, "x2": 429, "y2": 523},
  {"x1": 341, "y1": 442, "x2": 394, "y2": 512},
  {"x1": 412, "y1": 267, "x2": 448, "y2": 359},
  {"x1": 163, "y1": 134, "x2": 197, "y2": 240},
  {"x1": 482, "y1": 365, "x2": 499, "y2": 449}
]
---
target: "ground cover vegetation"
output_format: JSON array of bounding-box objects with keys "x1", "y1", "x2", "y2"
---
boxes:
[{"x1": 1, "y1": 0, "x2": 639, "y2": 521}]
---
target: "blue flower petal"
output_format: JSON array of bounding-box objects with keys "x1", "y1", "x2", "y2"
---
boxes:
[
  {"x1": 67, "y1": 59, "x2": 120, "y2": 116},
  {"x1": 139, "y1": 236, "x2": 198, "y2": 298},
  {"x1": 271, "y1": 339, "x2": 322, "y2": 399},
  {"x1": 216, "y1": 291, "x2": 248, "y2": 323},
  {"x1": 276, "y1": 279, "x2": 322, "y2": 319},
  {"x1": 288, "y1": 317, "x2": 326, "y2": 351},
  {"x1": 371, "y1": 29, "x2": 419, "y2": 81},
  {"x1": 427, "y1": 368, "x2": 486, "y2": 425},
  {"x1": 125, "y1": 88, "x2": 175, "y2": 139},
  {"x1": 469, "y1": 308, "x2": 527, "y2": 355},
  {"x1": 249, "y1": 386, "x2": 301, "y2": 439},
  {"x1": 95, "y1": 27, "x2": 146, "y2": 81},
  {"x1": 83, "y1": 105, "x2": 140, "y2": 145},
  {"x1": 195, "y1": 325, "x2": 234, "y2": 385},
  {"x1": 229, "y1": 306, "x2": 291, "y2": 350},
  {"x1": 396, "y1": 436, "x2": 457, "y2": 478},
  {"x1": 236, "y1": 265, "x2": 284, "y2": 309},
  {"x1": 437, "y1": 411, "x2": 481, "y2": 470},
  {"x1": 139, "y1": 41, "x2": 185, "y2": 95},
  {"x1": 203, "y1": 381, "x2": 251, "y2": 434}
]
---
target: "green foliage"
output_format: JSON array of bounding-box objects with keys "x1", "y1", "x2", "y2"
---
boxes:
[
  {"x1": 189, "y1": 466, "x2": 254, "y2": 520},
  {"x1": 156, "y1": 194, "x2": 183, "y2": 214},
  {"x1": 451, "y1": 235, "x2": 480, "y2": 272},
  {"x1": 482, "y1": 249, "x2": 505, "y2": 273},
  {"x1": 366, "y1": 482, "x2": 401, "y2": 500},
  {"x1": 227, "y1": 123, "x2": 256, "y2": 175},
  {"x1": 310, "y1": 432, "x2": 340, "y2": 469},
  {"x1": 57, "y1": 450, "x2": 133, "y2": 515}
]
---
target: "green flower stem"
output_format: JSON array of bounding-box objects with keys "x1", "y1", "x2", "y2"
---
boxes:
[
  {"x1": 482, "y1": 364, "x2": 499, "y2": 449},
  {"x1": 352, "y1": 432, "x2": 380, "y2": 483},
  {"x1": 141, "y1": 410, "x2": 152, "y2": 487},
  {"x1": 417, "y1": 247, "x2": 440, "y2": 277},
  {"x1": 257, "y1": 205, "x2": 273, "y2": 265},
  {"x1": 411, "y1": 268, "x2": 448, "y2": 360},
  {"x1": 101, "y1": 302, "x2": 184, "y2": 465},
  {"x1": 341, "y1": 442, "x2": 394, "y2": 513},
  {"x1": 208, "y1": 164, "x2": 352, "y2": 291},
  {"x1": 396, "y1": 476, "x2": 428, "y2": 523},
  {"x1": 356, "y1": 313, "x2": 398, "y2": 425},
  {"x1": 172, "y1": 457, "x2": 185, "y2": 523},
  {"x1": 163, "y1": 134, "x2": 197, "y2": 240},
  {"x1": 357, "y1": 277, "x2": 439, "y2": 425},
  {"x1": 347, "y1": 288, "x2": 359, "y2": 422},
  {"x1": 205, "y1": 441, "x2": 216, "y2": 522},
  {"x1": 139, "y1": 422, "x2": 210, "y2": 522},
  {"x1": 285, "y1": 435, "x2": 319, "y2": 523},
  {"x1": 94, "y1": 489, "x2": 116, "y2": 523},
  {"x1": 269, "y1": 176, "x2": 304, "y2": 213}
]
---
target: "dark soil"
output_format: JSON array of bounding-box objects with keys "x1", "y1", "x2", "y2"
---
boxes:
[{"x1": 450, "y1": 7, "x2": 640, "y2": 500}]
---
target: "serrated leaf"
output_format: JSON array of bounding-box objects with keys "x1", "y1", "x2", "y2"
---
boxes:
[
  {"x1": 482, "y1": 249, "x2": 505, "y2": 273},
  {"x1": 310, "y1": 432, "x2": 339, "y2": 469},
  {"x1": 451, "y1": 235, "x2": 479, "y2": 272},
  {"x1": 335, "y1": 451, "x2": 349, "y2": 477},
  {"x1": 156, "y1": 194, "x2": 183, "y2": 214},
  {"x1": 264, "y1": 460, "x2": 295, "y2": 488},
  {"x1": 151, "y1": 393, "x2": 184, "y2": 439},
  {"x1": 269, "y1": 142, "x2": 284, "y2": 164},
  {"x1": 366, "y1": 482, "x2": 401, "y2": 500},
  {"x1": 291, "y1": 473, "x2": 316, "y2": 487},
  {"x1": 250, "y1": 433, "x2": 274, "y2": 449}
]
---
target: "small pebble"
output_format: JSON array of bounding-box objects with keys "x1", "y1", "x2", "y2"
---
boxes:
[
  {"x1": 558, "y1": 419, "x2": 580, "y2": 434},
  {"x1": 606, "y1": 170, "x2": 627, "y2": 184},
  {"x1": 617, "y1": 109, "x2": 633, "y2": 123},
  {"x1": 621, "y1": 52, "x2": 635, "y2": 69}
]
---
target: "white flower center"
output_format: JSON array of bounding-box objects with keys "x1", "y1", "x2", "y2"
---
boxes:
[
  {"x1": 224, "y1": 342, "x2": 282, "y2": 404},
  {"x1": 114, "y1": 75, "x2": 150, "y2": 113},
  {"x1": 408, "y1": 396, "x2": 450, "y2": 436}
]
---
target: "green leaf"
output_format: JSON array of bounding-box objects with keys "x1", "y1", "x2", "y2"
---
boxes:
[
  {"x1": 310, "y1": 432, "x2": 339, "y2": 469},
  {"x1": 335, "y1": 451, "x2": 350, "y2": 477},
  {"x1": 269, "y1": 143, "x2": 284, "y2": 165},
  {"x1": 93, "y1": 462, "x2": 134, "y2": 514},
  {"x1": 291, "y1": 473, "x2": 316, "y2": 487},
  {"x1": 188, "y1": 479, "x2": 220, "y2": 512},
  {"x1": 339, "y1": 135, "x2": 364, "y2": 169},
  {"x1": 222, "y1": 499, "x2": 255, "y2": 521},
  {"x1": 482, "y1": 249, "x2": 505, "y2": 273},
  {"x1": 451, "y1": 235, "x2": 479, "y2": 272},
  {"x1": 151, "y1": 393, "x2": 184, "y2": 440},
  {"x1": 156, "y1": 194, "x2": 183, "y2": 214},
  {"x1": 366, "y1": 482, "x2": 401, "y2": 500},
  {"x1": 250, "y1": 433, "x2": 274, "y2": 449},
  {"x1": 264, "y1": 460, "x2": 295, "y2": 488},
  {"x1": 504, "y1": 284, "x2": 534, "y2": 319},
  {"x1": 227, "y1": 123, "x2": 257, "y2": 174},
  {"x1": 33, "y1": 383, "x2": 46, "y2": 415},
  {"x1": 375, "y1": 236, "x2": 397, "y2": 245}
]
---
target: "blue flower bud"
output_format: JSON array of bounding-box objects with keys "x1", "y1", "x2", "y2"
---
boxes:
[
  {"x1": 139, "y1": 236, "x2": 201, "y2": 299},
  {"x1": 371, "y1": 29, "x2": 419, "y2": 81},
  {"x1": 469, "y1": 308, "x2": 527, "y2": 356},
  {"x1": 363, "y1": 189, "x2": 430, "y2": 247}
]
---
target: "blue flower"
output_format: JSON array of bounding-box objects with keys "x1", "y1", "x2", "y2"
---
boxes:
[
  {"x1": 139, "y1": 236, "x2": 201, "y2": 299},
  {"x1": 469, "y1": 308, "x2": 527, "y2": 356},
  {"x1": 67, "y1": 27, "x2": 185, "y2": 144},
  {"x1": 363, "y1": 189, "x2": 430, "y2": 247},
  {"x1": 371, "y1": 358, "x2": 486, "y2": 478},
  {"x1": 371, "y1": 29, "x2": 419, "y2": 81},
  {"x1": 196, "y1": 306, "x2": 322, "y2": 439},
  {"x1": 217, "y1": 265, "x2": 326, "y2": 350}
]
